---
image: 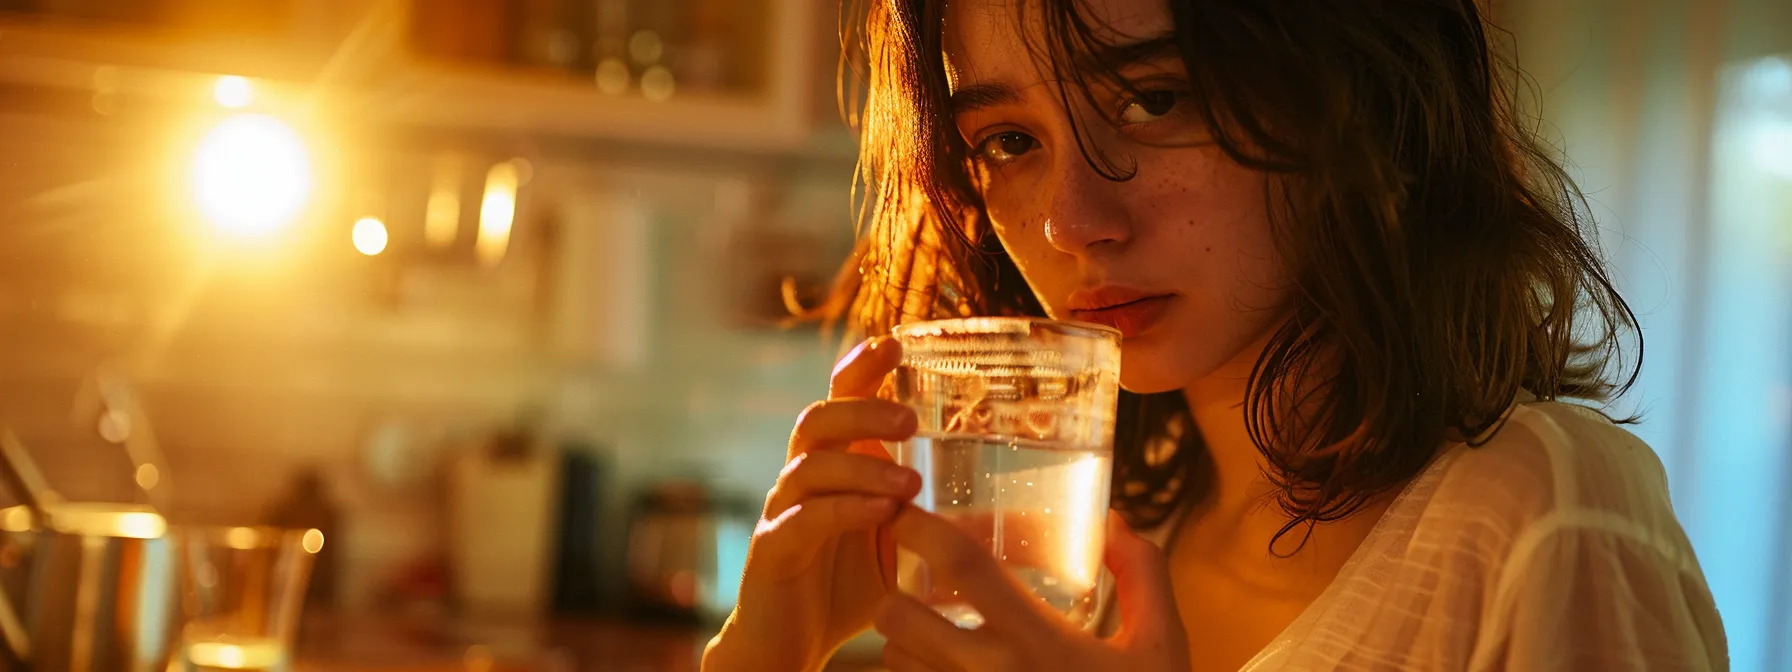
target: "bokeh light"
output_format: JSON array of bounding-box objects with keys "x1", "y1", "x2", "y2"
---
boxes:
[
  {"x1": 476, "y1": 161, "x2": 520, "y2": 266},
  {"x1": 629, "y1": 31, "x2": 663, "y2": 64},
  {"x1": 641, "y1": 66, "x2": 675, "y2": 102},
  {"x1": 135, "y1": 464, "x2": 160, "y2": 491},
  {"x1": 596, "y1": 58, "x2": 630, "y2": 95},
  {"x1": 352, "y1": 217, "x2": 389, "y2": 256},
  {"x1": 425, "y1": 156, "x2": 463, "y2": 248},
  {"x1": 187, "y1": 641, "x2": 281, "y2": 669},
  {"x1": 213, "y1": 75, "x2": 253, "y2": 109},
  {"x1": 225, "y1": 526, "x2": 259, "y2": 550},
  {"x1": 190, "y1": 114, "x2": 313, "y2": 238},
  {"x1": 301, "y1": 528, "x2": 325, "y2": 554}
]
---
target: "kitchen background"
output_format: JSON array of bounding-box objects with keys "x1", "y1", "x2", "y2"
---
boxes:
[{"x1": 0, "y1": 0, "x2": 1786, "y2": 671}]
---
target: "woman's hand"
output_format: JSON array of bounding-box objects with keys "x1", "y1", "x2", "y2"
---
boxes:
[
  {"x1": 874, "y1": 509, "x2": 1191, "y2": 672},
  {"x1": 703, "y1": 337, "x2": 922, "y2": 672}
]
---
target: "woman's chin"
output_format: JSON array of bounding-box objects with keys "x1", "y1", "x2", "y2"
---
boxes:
[{"x1": 1117, "y1": 348, "x2": 1196, "y2": 395}]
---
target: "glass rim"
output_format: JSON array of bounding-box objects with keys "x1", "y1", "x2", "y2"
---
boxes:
[
  {"x1": 0, "y1": 502, "x2": 167, "y2": 539},
  {"x1": 177, "y1": 524, "x2": 325, "y2": 554},
  {"x1": 890, "y1": 316, "x2": 1120, "y2": 342}
]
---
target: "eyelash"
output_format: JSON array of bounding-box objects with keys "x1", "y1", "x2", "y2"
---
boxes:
[
  {"x1": 1116, "y1": 89, "x2": 1184, "y2": 126},
  {"x1": 968, "y1": 85, "x2": 1192, "y2": 167},
  {"x1": 973, "y1": 130, "x2": 1038, "y2": 167}
]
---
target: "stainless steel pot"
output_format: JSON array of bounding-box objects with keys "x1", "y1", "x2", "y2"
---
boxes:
[{"x1": 0, "y1": 430, "x2": 178, "y2": 672}]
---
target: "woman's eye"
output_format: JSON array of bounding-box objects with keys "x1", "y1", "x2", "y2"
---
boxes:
[
  {"x1": 1118, "y1": 90, "x2": 1180, "y2": 125},
  {"x1": 977, "y1": 131, "x2": 1039, "y2": 165}
]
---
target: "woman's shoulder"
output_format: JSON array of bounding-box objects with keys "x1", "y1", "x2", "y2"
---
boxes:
[
  {"x1": 1402, "y1": 403, "x2": 1728, "y2": 670},
  {"x1": 1419, "y1": 399, "x2": 1694, "y2": 562}
]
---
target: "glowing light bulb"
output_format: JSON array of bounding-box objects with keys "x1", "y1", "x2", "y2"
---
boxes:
[{"x1": 190, "y1": 115, "x2": 312, "y2": 238}]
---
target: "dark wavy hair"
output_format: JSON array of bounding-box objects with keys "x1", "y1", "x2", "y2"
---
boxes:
[{"x1": 815, "y1": 0, "x2": 1641, "y2": 547}]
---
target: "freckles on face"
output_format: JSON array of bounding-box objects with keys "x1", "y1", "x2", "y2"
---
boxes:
[{"x1": 946, "y1": 0, "x2": 1292, "y2": 393}]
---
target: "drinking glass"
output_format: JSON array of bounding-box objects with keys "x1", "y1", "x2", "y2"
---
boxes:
[
  {"x1": 890, "y1": 317, "x2": 1121, "y2": 630},
  {"x1": 174, "y1": 526, "x2": 323, "y2": 671}
]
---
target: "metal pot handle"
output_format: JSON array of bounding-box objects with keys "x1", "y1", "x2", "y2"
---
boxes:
[{"x1": 0, "y1": 429, "x2": 54, "y2": 661}]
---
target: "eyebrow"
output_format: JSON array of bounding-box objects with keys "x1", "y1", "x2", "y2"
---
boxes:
[
  {"x1": 949, "y1": 82, "x2": 1025, "y2": 116},
  {"x1": 948, "y1": 34, "x2": 1181, "y2": 116}
]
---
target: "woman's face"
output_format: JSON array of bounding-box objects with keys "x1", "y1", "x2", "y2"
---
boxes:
[{"x1": 945, "y1": 0, "x2": 1292, "y2": 394}]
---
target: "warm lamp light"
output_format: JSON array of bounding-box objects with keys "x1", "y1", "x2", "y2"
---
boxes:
[
  {"x1": 190, "y1": 114, "x2": 312, "y2": 238},
  {"x1": 213, "y1": 75, "x2": 253, "y2": 109}
]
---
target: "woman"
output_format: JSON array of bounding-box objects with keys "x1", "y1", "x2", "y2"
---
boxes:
[{"x1": 705, "y1": 0, "x2": 1728, "y2": 669}]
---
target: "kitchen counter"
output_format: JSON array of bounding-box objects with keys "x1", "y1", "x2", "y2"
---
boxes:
[{"x1": 292, "y1": 610, "x2": 884, "y2": 672}]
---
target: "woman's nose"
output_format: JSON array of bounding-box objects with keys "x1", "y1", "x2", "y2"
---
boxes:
[{"x1": 1041, "y1": 154, "x2": 1133, "y2": 254}]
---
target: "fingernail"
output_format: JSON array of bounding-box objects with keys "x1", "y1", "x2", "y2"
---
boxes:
[{"x1": 863, "y1": 497, "x2": 895, "y2": 514}]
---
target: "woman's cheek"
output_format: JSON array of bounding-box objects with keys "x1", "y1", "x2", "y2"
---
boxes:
[{"x1": 983, "y1": 209, "x2": 1071, "y2": 320}]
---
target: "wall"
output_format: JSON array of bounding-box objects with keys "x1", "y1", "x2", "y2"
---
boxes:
[{"x1": 0, "y1": 103, "x2": 859, "y2": 609}]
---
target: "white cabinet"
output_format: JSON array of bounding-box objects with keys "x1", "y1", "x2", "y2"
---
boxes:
[{"x1": 0, "y1": 0, "x2": 830, "y2": 151}]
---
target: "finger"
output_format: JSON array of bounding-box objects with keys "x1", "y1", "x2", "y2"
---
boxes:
[
  {"x1": 789, "y1": 398, "x2": 917, "y2": 459},
  {"x1": 764, "y1": 450, "x2": 921, "y2": 516},
  {"x1": 923, "y1": 509, "x2": 1059, "y2": 571},
  {"x1": 830, "y1": 336, "x2": 902, "y2": 400},
  {"x1": 881, "y1": 643, "x2": 943, "y2": 672},
  {"x1": 889, "y1": 507, "x2": 1054, "y2": 633},
  {"x1": 1104, "y1": 511, "x2": 1184, "y2": 645},
  {"x1": 875, "y1": 595, "x2": 998, "y2": 672},
  {"x1": 750, "y1": 495, "x2": 898, "y2": 577}
]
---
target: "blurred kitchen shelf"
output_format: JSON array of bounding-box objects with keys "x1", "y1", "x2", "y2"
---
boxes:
[
  {"x1": 0, "y1": 0, "x2": 835, "y2": 155},
  {"x1": 360, "y1": 59, "x2": 816, "y2": 153}
]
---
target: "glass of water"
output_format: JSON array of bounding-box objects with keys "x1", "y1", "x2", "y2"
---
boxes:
[
  {"x1": 890, "y1": 317, "x2": 1121, "y2": 630},
  {"x1": 174, "y1": 526, "x2": 323, "y2": 671}
]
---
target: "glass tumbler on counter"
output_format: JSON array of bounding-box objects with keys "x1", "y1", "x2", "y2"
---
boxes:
[
  {"x1": 890, "y1": 317, "x2": 1121, "y2": 630},
  {"x1": 174, "y1": 526, "x2": 323, "y2": 671}
]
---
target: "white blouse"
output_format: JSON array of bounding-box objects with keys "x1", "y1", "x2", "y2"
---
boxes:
[{"x1": 1151, "y1": 400, "x2": 1729, "y2": 671}]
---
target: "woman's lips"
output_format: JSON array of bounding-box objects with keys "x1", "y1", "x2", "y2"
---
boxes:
[{"x1": 1069, "y1": 295, "x2": 1175, "y2": 338}]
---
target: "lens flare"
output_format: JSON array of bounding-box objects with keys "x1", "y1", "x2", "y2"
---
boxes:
[
  {"x1": 213, "y1": 75, "x2": 253, "y2": 109},
  {"x1": 190, "y1": 115, "x2": 312, "y2": 238}
]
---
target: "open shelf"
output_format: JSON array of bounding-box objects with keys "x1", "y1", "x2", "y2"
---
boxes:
[{"x1": 0, "y1": 0, "x2": 828, "y2": 152}]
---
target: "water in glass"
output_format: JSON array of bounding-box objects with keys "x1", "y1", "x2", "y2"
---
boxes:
[{"x1": 891, "y1": 318, "x2": 1120, "y2": 630}]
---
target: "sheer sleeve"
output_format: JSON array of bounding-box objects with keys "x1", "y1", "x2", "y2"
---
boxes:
[
  {"x1": 1227, "y1": 401, "x2": 1728, "y2": 672},
  {"x1": 1473, "y1": 520, "x2": 1728, "y2": 671},
  {"x1": 1463, "y1": 404, "x2": 1729, "y2": 671}
]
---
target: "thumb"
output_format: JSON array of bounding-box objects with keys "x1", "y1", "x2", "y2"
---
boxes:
[{"x1": 1104, "y1": 511, "x2": 1185, "y2": 645}]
